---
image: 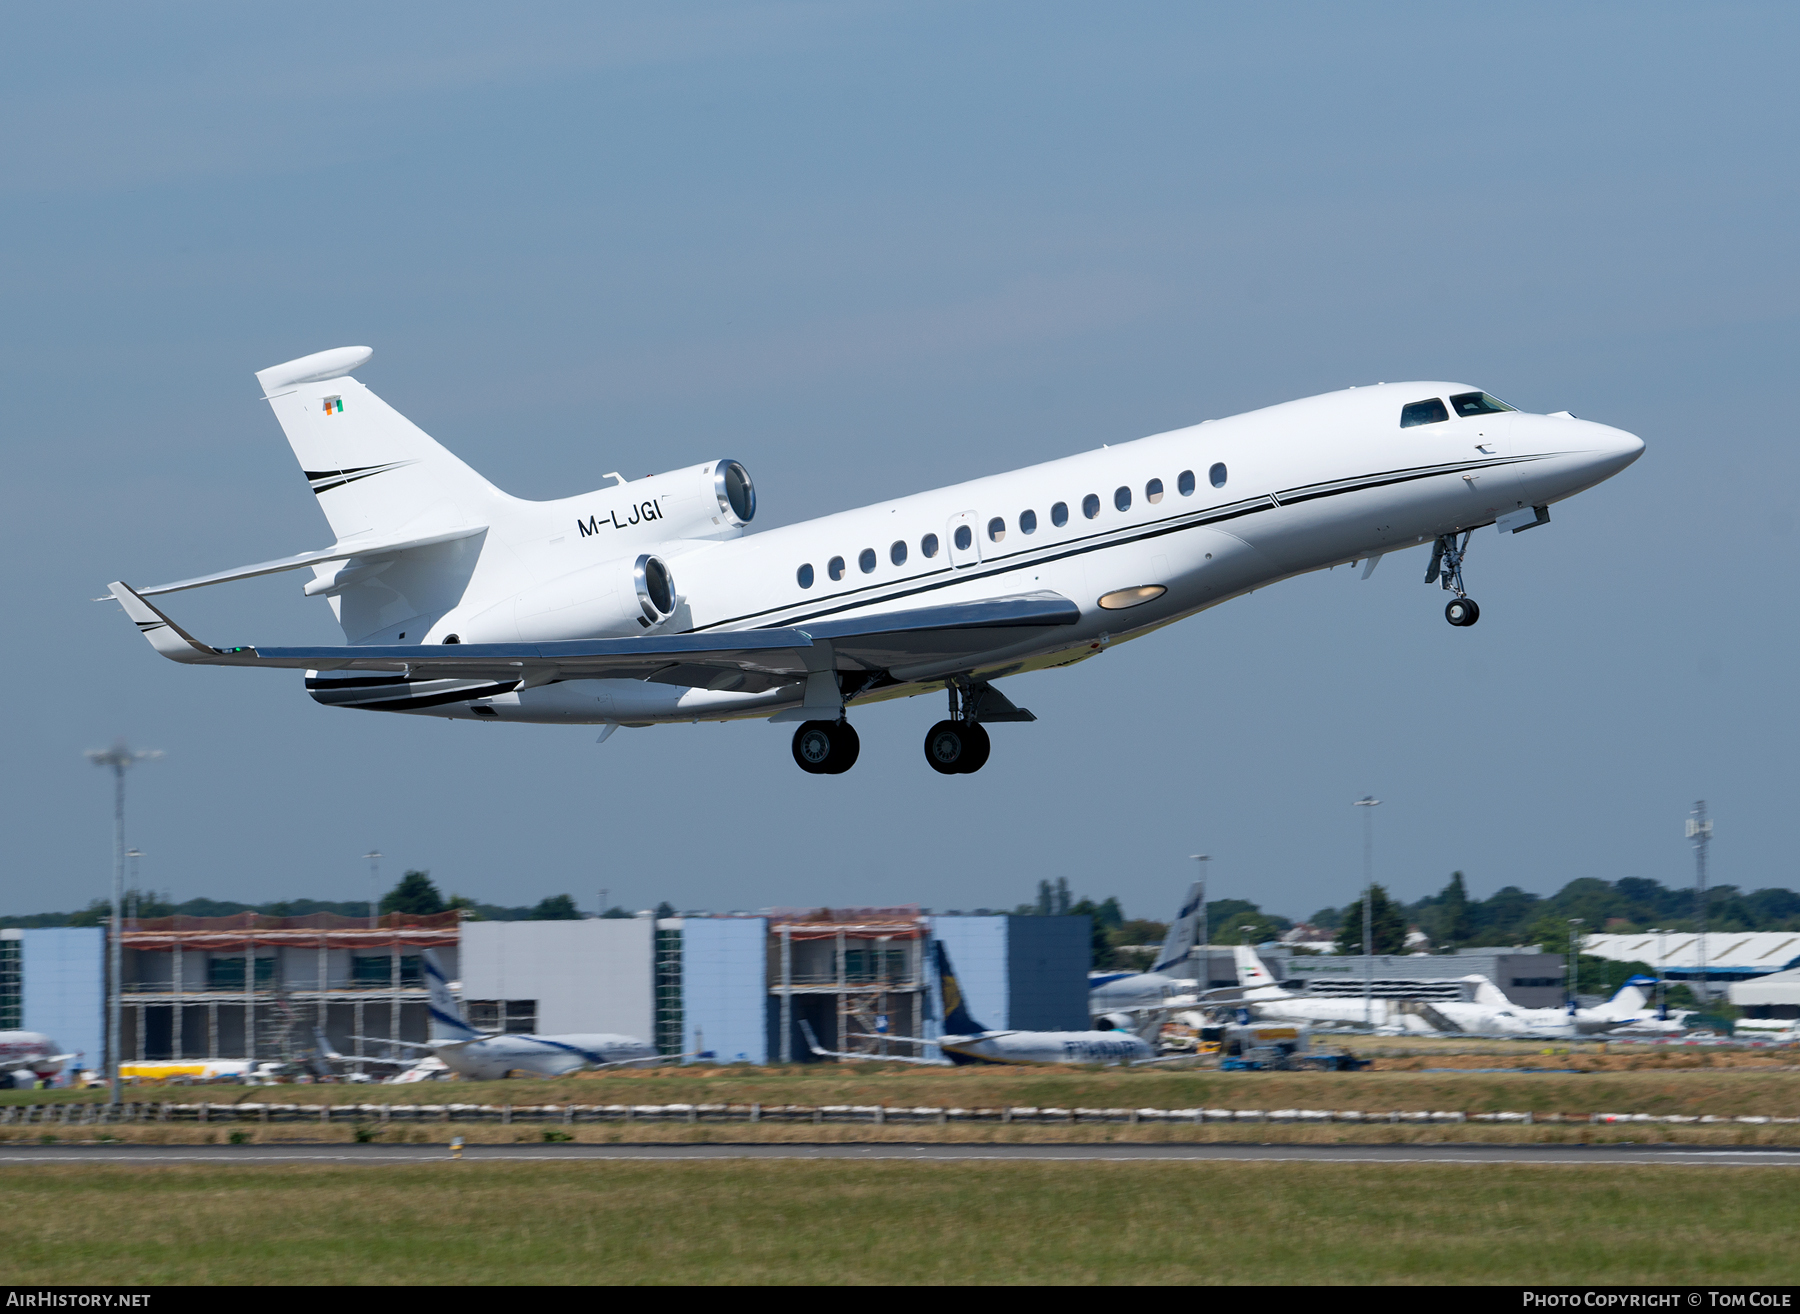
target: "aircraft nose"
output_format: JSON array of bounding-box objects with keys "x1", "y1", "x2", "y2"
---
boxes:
[{"x1": 1576, "y1": 419, "x2": 1645, "y2": 481}]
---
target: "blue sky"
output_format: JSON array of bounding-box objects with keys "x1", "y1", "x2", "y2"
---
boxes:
[{"x1": 5, "y1": 3, "x2": 1796, "y2": 922}]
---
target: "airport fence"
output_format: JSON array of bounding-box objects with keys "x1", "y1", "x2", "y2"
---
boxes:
[{"x1": 3, "y1": 1102, "x2": 1798, "y2": 1128}]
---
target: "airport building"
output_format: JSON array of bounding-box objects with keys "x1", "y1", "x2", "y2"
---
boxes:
[
  {"x1": 1280, "y1": 949, "x2": 1567, "y2": 1008},
  {"x1": 4, "y1": 907, "x2": 1093, "y2": 1077},
  {"x1": 1582, "y1": 931, "x2": 1800, "y2": 990}
]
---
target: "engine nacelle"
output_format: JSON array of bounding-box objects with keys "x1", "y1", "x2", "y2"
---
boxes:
[
  {"x1": 446, "y1": 551, "x2": 679, "y2": 643},
  {"x1": 564, "y1": 458, "x2": 755, "y2": 547}
]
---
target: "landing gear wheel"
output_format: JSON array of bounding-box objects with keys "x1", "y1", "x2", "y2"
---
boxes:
[
  {"x1": 925, "y1": 721, "x2": 971, "y2": 774},
  {"x1": 955, "y1": 722, "x2": 990, "y2": 774},
  {"x1": 924, "y1": 720, "x2": 991, "y2": 774},
  {"x1": 793, "y1": 720, "x2": 859, "y2": 774},
  {"x1": 1445, "y1": 597, "x2": 1480, "y2": 627}
]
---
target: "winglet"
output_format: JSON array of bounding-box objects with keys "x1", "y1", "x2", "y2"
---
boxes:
[{"x1": 107, "y1": 582, "x2": 230, "y2": 664}]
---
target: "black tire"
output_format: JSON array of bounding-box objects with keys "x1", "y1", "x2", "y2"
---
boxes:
[
  {"x1": 1445, "y1": 597, "x2": 1479, "y2": 627},
  {"x1": 955, "y1": 721, "x2": 991, "y2": 774},
  {"x1": 792, "y1": 720, "x2": 837, "y2": 773},
  {"x1": 924, "y1": 720, "x2": 968, "y2": 774},
  {"x1": 823, "y1": 721, "x2": 860, "y2": 774}
]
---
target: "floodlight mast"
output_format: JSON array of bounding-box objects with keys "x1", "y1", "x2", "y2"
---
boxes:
[
  {"x1": 1687, "y1": 802, "x2": 1712, "y2": 1004},
  {"x1": 364, "y1": 851, "x2": 382, "y2": 930},
  {"x1": 1353, "y1": 797, "x2": 1381, "y2": 1028},
  {"x1": 85, "y1": 741, "x2": 161, "y2": 1106}
]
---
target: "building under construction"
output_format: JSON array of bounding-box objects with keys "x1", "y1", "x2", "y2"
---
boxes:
[{"x1": 117, "y1": 911, "x2": 463, "y2": 1064}]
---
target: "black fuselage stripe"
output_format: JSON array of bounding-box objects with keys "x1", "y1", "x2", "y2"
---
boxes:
[
  {"x1": 690, "y1": 455, "x2": 1539, "y2": 635},
  {"x1": 319, "y1": 681, "x2": 521, "y2": 711}
]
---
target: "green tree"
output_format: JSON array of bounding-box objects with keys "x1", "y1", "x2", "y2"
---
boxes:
[
  {"x1": 1333, "y1": 883, "x2": 1407, "y2": 955},
  {"x1": 1420, "y1": 872, "x2": 1472, "y2": 949},
  {"x1": 529, "y1": 894, "x2": 581, "y2": 920},
  {"x1": 654, "y1": 901, "x2": 677, "y2": 919},
  {"x1": 380, "y1": 871, "x2": 445, "y2": 916},
  {"x1": 600, "y1": 906, "x2": 633, "y2": 919}
]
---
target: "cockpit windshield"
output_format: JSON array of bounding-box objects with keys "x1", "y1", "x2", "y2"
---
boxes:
[
  {"x1": 1450, "y1": 391, "x2": 1516, "y2": 418},
  {"x1": 1400, "y1": 398, "x2": 1449, "y2": 428}
]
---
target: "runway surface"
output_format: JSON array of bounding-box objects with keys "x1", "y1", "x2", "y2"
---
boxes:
[{"x1": 3, "y1": 1142, "x2": 1799, "y2": 1167}]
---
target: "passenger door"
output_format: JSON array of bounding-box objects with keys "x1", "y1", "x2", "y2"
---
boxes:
[{"x1": 946, "y1": 510, "x2": 981, "y2": 568}]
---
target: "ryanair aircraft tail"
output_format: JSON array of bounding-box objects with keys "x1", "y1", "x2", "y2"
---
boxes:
[
  {"x1": 255, "y1": 346, "x2": 503, "y2": 544},
  {"x1": 933, "y1": 941, "x2": 990, "y2": 1036},
  {"x1": 422, "y1": 949, "x2": 481, "y2": 1043}
]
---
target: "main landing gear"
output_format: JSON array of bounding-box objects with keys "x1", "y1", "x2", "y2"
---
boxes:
[
  {"x1": 923, "y1": 680, "x2": 1034, "y2": 775},
  {"x1": 1426, "y1": 532, "x2": 1480, "y2": 627},
  {"x1": 789, "y1": 680, "x2": 1034, "y2": 776},
  {"x1": 791, "y1": 719, "x2": 860, "y2": 775}
]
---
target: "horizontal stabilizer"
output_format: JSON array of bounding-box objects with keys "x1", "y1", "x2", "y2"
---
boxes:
[{"x1": 135, "y1": 526, "x2": 488, "y2": 597}]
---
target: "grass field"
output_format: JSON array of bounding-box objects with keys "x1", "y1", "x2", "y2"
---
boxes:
[
  {"x1": 11, "y1": 1062, "x2": 1800, "y2": 1120},
  {"x1": 4, "y1": 1160, "x2": 1797, "y2": 1285}
]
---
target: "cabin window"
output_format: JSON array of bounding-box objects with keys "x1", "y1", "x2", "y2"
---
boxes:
[
  {"x1": 1020, "y1": 509, "x2": 1037, "y2": 534},
  {"x1": 1400, "y1": 397, "x2": 1450, "y2": 427},
  {"x1": 797, "y1": 563, "x2": 814, "y2": 589},
  {"x1": 828, "y1": 556, "x2": 845, "y2": 582},
  {"x1": 890, "y1": 540, "x2": 907, "y2": 566},
  {"x1": 954, "y1": 524, "x2": 973, "y2": 551},
  {"x1": 1450, "y1": 391, "x2": 1516, "y2": 418},
  {"x1": 921, "y1": 533, "x2": 939, "y2": 558},
  {"x1": 987, "y1": 516, "x2": 1006, "y2": 543},
  {"x1": 859, "y1": 548, "x2": 877, "y2": 574},
  {"x1": 1177, "y1": 470, "x2": 1195, "y2": 496},
  {"x1": 1082, "y1": 493, "x2": 1100, "y2": 519},
  {"x1": 1146, "y1": 478, "x2": 1163, "y2": 504},
  {"x1": 1114, "y1": 486, "x2": 1131, "y2": 512},
  {"x1": 1210, "y1": 462, "x2": 1228, "y2": 488},
  {"x1": 1051, "y1": 502, "x2": 1069, "y2": 527}
]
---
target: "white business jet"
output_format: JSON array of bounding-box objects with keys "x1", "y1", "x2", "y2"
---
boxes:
[
  {"x1": 0, "y1": 1032, "x2": 78, "y2": 1087},
  {"x1": 105, "y1": 346, "x2": 1644, "y2": 774},
  {"x1": 363, "y1": 950, "x2": 658, "y2": 1080},
  {"x1": 1232, "y1": 947, "x2": 1651, "y2": 1038}
]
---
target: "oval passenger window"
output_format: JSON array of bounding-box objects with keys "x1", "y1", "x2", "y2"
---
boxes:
[
  {"x1": 1146, "y1": 478, "x2": 1163, "y2": 504},
  {"x1": 828, "y1": 556, "x2": 845, "y2": 581},
  {"x1": 1051, "y1": 501, "x2": 1068, "y2": 527},
  {"x1": 1114, "y1": 486, "x2": 1131, "y2": 512},
  {"x1": 1210, "y1": 463, "x2": 1228, "y2": 488},
  {"x1": 1020, "y1": 509, "x2": 1037, "y2": 534},
  {"x1": 1082, "y1": 494, "x2": 1100, "y2": 519},
  {"x1": 890, "y1": 540, "x2": 907, "y2": 566},
  {"x1": 859, "y1": 548, "x2": 877, "y2": 573},
  {"x1": 987, "y1": 517, "x2": 1006, "y2": 543},
  {"x1": 954, "y1": 524, "x2": 973, "y2": 551},
  {"x1": 1178, "y1": 470, "x2": 1195, "y2": 496},
  {"x1": 797, "y1": 563, "x2": 814, "y2": 589},
  {"x1": 921, "y1": 533, "x2": 939, "y2": 558}
]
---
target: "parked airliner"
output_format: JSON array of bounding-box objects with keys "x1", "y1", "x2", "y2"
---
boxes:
[
  {"x1": 847, "y1": 942, "x2": 1162, "y2": 1065},
  {"x1": 1087, "y1": 880, "x2": 1205, "y2": 1017},
  {"x1": 368, "y1": 951, "x2": 658, "y2": 1080},
  {"x1": 107, "y1": 346, "x2": 1644, "y2": 773},
  {"x1": 0, "y1": 1032, "x2": 76, "y2": 1087}
]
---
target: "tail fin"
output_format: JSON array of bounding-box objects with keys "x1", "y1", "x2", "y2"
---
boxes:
[
  {"x1": 255, "y1": 347, "x2": 502, "y2": 542},
  {"x1": 933, "y1": 941, "x2": 988, "y2": 1035},
  {"x1": 1595, "y1": 976, "x2": 1657, "y2": 1018},
  {"x1": 422, "y1": 949, "x2": 480, "y2": 1042},
  {"x1": 1466, "y1": 974, "x2": 1512, "y2": 1008},
  {"x1": 1233, "y1": 944, "x2": 1277, "y2": 990},
  {"x1": 1151, "y1": 881, "x2": 1204, "y2": 977}
]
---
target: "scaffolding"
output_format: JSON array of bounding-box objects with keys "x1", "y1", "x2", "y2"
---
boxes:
[
  {"x1": 766, "y1": 908, "x2": 926, "y2": 1062},
  {"x1": 117, "y1": 911, "x2": 460, "y2": 1063}
]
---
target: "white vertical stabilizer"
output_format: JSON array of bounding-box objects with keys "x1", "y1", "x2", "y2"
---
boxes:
[{"x1": 255, "y1": 347, "x2": 503, "y2": 541}]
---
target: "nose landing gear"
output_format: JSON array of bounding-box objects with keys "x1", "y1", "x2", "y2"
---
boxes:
[
  {"x1": 1426, "y1": 532, "x2": 1480, "y2": 627},
  {"x1": 792, "y1": 719, "x2": 860, "y2": 774}
]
